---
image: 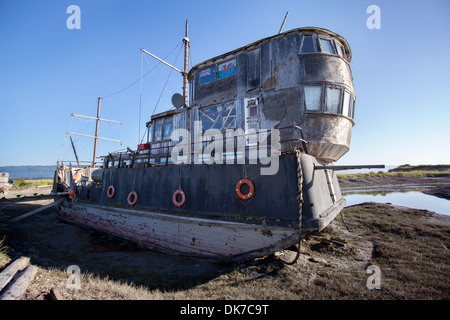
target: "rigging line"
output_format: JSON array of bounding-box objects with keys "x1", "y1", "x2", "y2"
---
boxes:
[
  {"x1": 143, "y1": 54, "x2": 164, "y2": 88},
  {"x1": 101, "y1": 101, "x2": 122, "y2": 151},
  {"x1": 58, "y1": 116, "x2": 74, "y2": 162},
  {"x1": 139, "y1": 51, "x2": 144, "y2": 144},
  {"x1": 151, "y1": 42, "x2": 184, "y2": 116},
  {"x1": 101, "y1": 40, "x2": 183, "y2": 100}
]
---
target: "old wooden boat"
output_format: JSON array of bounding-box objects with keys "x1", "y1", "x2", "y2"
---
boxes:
[{"x1": 53, "y1": 24, "x2": 366, "y2": 263}]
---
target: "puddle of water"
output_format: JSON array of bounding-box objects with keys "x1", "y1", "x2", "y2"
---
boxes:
[{"x1": 344, "y1": 189, "x2": 450, "y2": 215}]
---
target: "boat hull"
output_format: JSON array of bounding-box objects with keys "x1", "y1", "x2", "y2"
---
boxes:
[
  {"x1": 57, "y1": 200, "x2": 300, "y2": 263},
  {"x1": 54, "y1": 153, "x2": 345, "y2": 263}
]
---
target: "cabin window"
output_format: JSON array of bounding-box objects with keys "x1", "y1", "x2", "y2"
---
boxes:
[
  {"x1": 147, "y1": 124, "x2": 153, "y2": 143},
  {"x1": 154, "y1": 118, "x2": 163, "y2": 141},
  {"x1": 325, "y1": 87, "x2": 341, "y2": 113},
  {"x1": 200, "y1": 101, "x2": 237, "y2": 132},
  {"x1": 349, "y1": 97, "x2": 355, "y2": 118},
  {"x1": 246, "y1": 99, "x2": 259, "y2": 129},
  {"x1": 248, "y1": 102, "x2": 257, "y2": 117},
  {"x1": 304, "y1": 86, "x2": 322, "y2": 111},
  {"x1": 319, "y1": 38, "x2": 336, "y2": 55},
  {"x1": 342, "y1": 91, "x2": 351, "y2": 118},
  {"x1": 335, "y1": 41, "x2": 347, "y2": 60},
  {"x1": 304, "y1": 84, "x2": 355, "y2": 119},
  {"x1": 152, "y1": 117, "x2": 173, "y2": 142},
  {"x1": 163, "y1": 117, "x2": 173, "y2": 140},
  {"x1": 199, "y1": 66, "x2": 216, "y2": 85},
  {"x1": 300, "y1": 35, "x2": 315, "y2": 53},
  {"x1": 218, "y1": 59, "x2": 237, "y2": 79}
]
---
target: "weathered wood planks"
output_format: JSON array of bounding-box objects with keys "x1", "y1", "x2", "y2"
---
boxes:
[{"x1": 0, "y1": 256, "x2": 37, "y2": 300}]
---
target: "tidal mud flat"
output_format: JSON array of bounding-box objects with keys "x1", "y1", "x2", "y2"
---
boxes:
[{"x1": 0, "y1": 175, "x2": 449, "y2": 300}]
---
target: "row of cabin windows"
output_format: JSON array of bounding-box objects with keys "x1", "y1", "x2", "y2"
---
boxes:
[
  {"x1": 300, "y1": 34, "x2": 347, "y2": 60},
  {"x1": 196, "y1": 33, "x2": 347, "y2": 89},
  {"x1": 149, "y1": 84, "x2": 354, "y2": 144},
  {"x1": 148, "y1": 102, "x2": 237, "y2": 143},
  {"x1": 304, "y1": 84, "x2": 355, "y2": 119},
  {"x1": 198, "y1": 59, "x2": 237, "y2": 85}
]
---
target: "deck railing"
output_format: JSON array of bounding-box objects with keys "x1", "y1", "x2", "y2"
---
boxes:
[{"x1": 57, "y1": 126, "x2": 308, "y2": 170}]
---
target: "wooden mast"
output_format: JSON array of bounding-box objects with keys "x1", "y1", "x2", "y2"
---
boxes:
[
  {"x1": 183, "y1": 19, "x2": 189, "y2": 107},
  {"x1": 92, "y1": 97, "x2": 101, "y2": 167}
]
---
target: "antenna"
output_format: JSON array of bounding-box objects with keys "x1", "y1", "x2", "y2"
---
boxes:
[{"x1": 278, "y1": 11, "x2": 289, "y2": 34}]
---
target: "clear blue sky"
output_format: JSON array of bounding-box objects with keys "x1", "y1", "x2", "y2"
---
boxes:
[{"x1": 1, "y1": 0, "x2": 449, "y2": 166}]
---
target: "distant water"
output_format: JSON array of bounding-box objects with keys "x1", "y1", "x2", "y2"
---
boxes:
[
  {"x1": 344, "y1": 189, "x2": 450, "y2": 216},
  {"x1": 0, "y1": 165, "x2": 55, "y2": 180}
]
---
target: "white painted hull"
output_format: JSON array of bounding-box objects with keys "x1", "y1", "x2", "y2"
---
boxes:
[{"x1": 57, "y1": 200, "x2": 300, "y2": 263}]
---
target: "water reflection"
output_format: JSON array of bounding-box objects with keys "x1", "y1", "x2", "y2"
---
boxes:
[{"x1": 343, "y1": 189, "x2": 450, "y2": 215}]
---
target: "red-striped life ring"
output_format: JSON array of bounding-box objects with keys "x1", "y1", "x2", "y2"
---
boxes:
[
  {"x1": 173, "y1": 189, "x2": 186, "y2": 207},
  {"x1": 127, "y1": 191, "x2": 138, "y2": 206},
  {"x1": 236, "y1": 178, "x2": 254, "y2": 200},
  {"x1": 106, "y1": 185, "x2": 115, "y2": 199}
]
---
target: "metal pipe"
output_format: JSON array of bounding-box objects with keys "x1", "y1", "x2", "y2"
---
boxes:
[
  {"x1": 140, "y1": 48, "x2": 182, "y2": 74},
  {"x1": 71, "y1": 113, "x2": 122, "y2": 124},
  {"x1": 67, "y1": 132, "x2": 122, "y2": 143},
  {"x1": 278, "y1": 12, "x2": 289, "y2": 34},
  {"x1": 69, "y1": 136, "x2": 80, "y2": 167},
  {"x1": 314, "y1": 165, "x2": 385, "y2": 171}
]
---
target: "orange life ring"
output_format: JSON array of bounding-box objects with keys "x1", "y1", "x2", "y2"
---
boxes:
[
  {"x1": 127, "y1": 191, "x2": 138, "y2": 206},
  {"x1": 236, "y1": 178, "x2": 254, "y2": 200},
  {"x1": 173, "y1": 189, "x2": 186, "y2": 207},
  {"x1": 106, "y1": 185, "x2": 115, "y2": 199}
]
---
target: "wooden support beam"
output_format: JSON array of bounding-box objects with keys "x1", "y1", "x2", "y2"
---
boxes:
[
  {"x1": 12, "y1": 198, "x2": 64, "y2": 222},
  {"x1": 50, "y1": 288, "x2": 64, "y2": 300},
  {"x1": 0, "y1": 256, "x2": 30, "y2": 292},
  {"x1": 0, "y1": 265, "x2": 37, "y2": 300}
]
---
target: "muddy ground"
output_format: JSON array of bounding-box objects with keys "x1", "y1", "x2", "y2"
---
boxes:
[{"x1": 0, "y1": 177, "x2": 449, "y2": 301}]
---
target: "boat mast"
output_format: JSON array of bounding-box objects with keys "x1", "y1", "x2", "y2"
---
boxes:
[
  {"x1": 183, "y1": 19, "x2": 189, "y2": 107},
  {"x1": 140, "y1": 19, "x2": 190, "y2": 108},
  {"x1": 68, "y1": 97, "x2": 122, "y2": 168},
  {"x1": 92, "y1": 97, "x2": 101, "y2": 167}
]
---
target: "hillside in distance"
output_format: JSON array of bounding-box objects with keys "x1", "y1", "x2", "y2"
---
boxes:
[{"x1": 0, "y1": 165, "x2": 55, "y2": 180}]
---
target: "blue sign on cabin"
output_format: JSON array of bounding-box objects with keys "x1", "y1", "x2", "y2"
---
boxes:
[
  {"x1": 199, "y1": 66, "x2": 216, "y2": 84},
  {"x1": 218, "y1": 60, "x2": 236, "y2": 79}
]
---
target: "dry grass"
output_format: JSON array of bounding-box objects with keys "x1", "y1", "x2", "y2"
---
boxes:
[{"x1": 11, "y1": 203, "x2": 449, "y2": 300}]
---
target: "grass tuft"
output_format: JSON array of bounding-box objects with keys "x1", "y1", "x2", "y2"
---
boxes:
[{"x1": 12, "y1": 178, "x2": 53, "y2": 188}]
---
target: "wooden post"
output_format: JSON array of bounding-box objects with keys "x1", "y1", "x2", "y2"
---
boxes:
[
  {"x1": 92, "y1": 97, "x2": 101, "y2": 167},
  {"x1": 70, "y1": 136, "x2": 80, "y2": 167}
]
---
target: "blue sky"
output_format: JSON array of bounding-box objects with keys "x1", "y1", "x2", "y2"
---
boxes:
[{"x1": 0, "y1": 0, "x2": 449, "y2": 166}]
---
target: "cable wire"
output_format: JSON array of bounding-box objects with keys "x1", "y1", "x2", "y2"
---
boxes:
[{"x1": 101, "y1": 41, "x2": 183, "y2": 100}]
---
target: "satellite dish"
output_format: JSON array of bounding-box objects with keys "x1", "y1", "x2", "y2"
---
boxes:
[{"x1": 172, "y1": 93, "x2": 184, "y2": 109}]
